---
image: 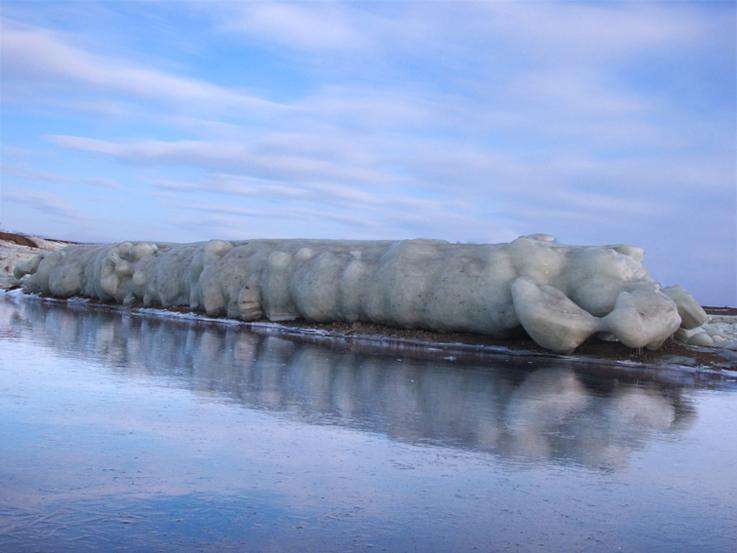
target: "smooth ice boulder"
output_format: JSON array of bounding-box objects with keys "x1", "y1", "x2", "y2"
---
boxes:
[
  {"x1": 663, "y1": 285, "x2": 708, "y2": 329},
  {"x1": 511, "y1": 277, "x2": 600, "y2": 353},
  {"x1": 688, "y1": 332, "x2": 714, "y2": 347},
  {"x1": 13, "y1": 235, "x2": 702, "y2": 353},
  {"x1": 602, "y1": 288, "x2": 681, "y2": 350},
  {"x1": 675, "y1": 316, "x2": 737, "y2": 350}
]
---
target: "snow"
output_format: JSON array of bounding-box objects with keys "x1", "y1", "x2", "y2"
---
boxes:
[
  {"x1": 0, "y1": 236, "x2": 66, "y2": 289},
  {"x1": 11, "y1": 234, "x2": 711, "y2": 353}
]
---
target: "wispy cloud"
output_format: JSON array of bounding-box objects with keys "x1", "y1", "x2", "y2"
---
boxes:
[
  {"x1": 224, "y1": 3, "x2": 371, "y2": 52},
  {"x1": 1, "y1": 163, "x2": 119, "y2": 189},
  {"x1": 0, "y1": 21, "x2": 280, "y2": 112},
  {"x1": 480, "y1": 2, "x2": 705, "y2": 57},
  {"x1": 1, "y1": 188, "x2": 86, "y2": 221},
  {"x1": 220, "y1": 2, "x2": 705, "y2": 60},
  {"x1": 48, "y1": 134, "x2": 400, "y2": 185}
]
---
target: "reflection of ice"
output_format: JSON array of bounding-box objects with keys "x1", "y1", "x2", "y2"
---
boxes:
[
  {"x1": 568, "y1": 387, "x2": 679, "y2": 469},
  {"x1": 606, "y1": 388, "x2": 676, "y2": 430},
  {"x1": 505, "y1": 368, "x2": 591, "y2": 459},
  {"x1": 1, "y1": 296, "x2": 695, "y2": 470},
  {"x1": 503, "y1": 370, "x2": 684, "y2": 467}
]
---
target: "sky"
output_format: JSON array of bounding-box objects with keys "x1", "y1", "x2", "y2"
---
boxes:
[{"x1": 0, "y1": 1, "x2": 735, "y2": 305}]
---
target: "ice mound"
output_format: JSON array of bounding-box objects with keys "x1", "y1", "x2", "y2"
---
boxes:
[
  {"x1": 13, "y1": 235, "x2": 706, "y2": 353},
  {"x1": 675, "y1": 315, "x2": 737, "y2": 350}
]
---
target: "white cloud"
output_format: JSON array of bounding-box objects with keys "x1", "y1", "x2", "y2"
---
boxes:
[
  {"x1": 481, "y1": 2, "x2": 704, "y2": 58},
  {"x1": 1, "y1": 163, "x2": 119, "y2": 189},
  {"x1": 218, "y1": 2, "x2": 705, "y2": 63},
  {"x1": 151, "y1": 171, "x2": 467, "y2": 215},
  {"x1": 0, "y1": 22, "x2": 280, "y2": 111},
  {"x1": 161, "y1": 196, "x2": 382, "y2": 231},
  {"x1": 226, "y1": 3, "x2": 370, "y2": 51},
  {"x1": 153, "y1": 175, "x2": 308, "y2": 200},
  {"x1": 1, "y1": 187, "x2": 86, "y2": 221},
  {"x1": 48, "y1": 134, "x2": 401, "y2": 186},
  {"x1": 510, "y1": 69, "x2": 647, "y2": 115}
]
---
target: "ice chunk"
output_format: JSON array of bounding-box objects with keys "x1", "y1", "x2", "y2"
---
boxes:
[
  {"x1": 602, "y1": 289, "x2": 681, "y2": 350},
  {"x1": 675, "y1": 314, "x2": 737, "y2": 350},
  {"x1": 688, "y1": 332, "x2": 714, "y2": 347},
  {"x1": 511, "y1": 277, "x2": 600, "y2": 353},
  {"x1": 663, "y1": 285, "x2": 708, "y2": 329}
]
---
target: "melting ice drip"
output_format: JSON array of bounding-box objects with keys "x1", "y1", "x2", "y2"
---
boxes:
[{"x1": 13, "y1": 234, "x2": 709, "y2": 353}]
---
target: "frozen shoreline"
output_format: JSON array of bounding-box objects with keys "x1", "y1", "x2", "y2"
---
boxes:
[
  {"x1": 2, "y1": 233, "x2": 735, "y2": 373},
  {"x1": 3, "y1": 288, "x2": 735, "y2": 383},
  {"x1": 9, "y1": 235, "x2": 714, "y2": 353}
]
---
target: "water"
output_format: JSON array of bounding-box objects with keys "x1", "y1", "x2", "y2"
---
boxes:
[{"x1": 1, "y1": 295, "x2": 736, "y2": 552}]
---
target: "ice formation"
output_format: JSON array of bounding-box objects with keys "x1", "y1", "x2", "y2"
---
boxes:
[
  {"x1": 13, "y1": 235, "x2": 708, "y2": 353},
  {"x1": 675, "y1": 316, "x2": 737, "y2": 349},
  {"x1": 0, "y1": 233, "x2": 66, "y2": 289}
]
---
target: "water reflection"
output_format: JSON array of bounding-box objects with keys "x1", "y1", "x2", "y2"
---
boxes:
[{"x1": 1, "y1": 296, "x2": 699, "y2": 471}]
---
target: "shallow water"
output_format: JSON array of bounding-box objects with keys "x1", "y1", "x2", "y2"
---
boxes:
[{"x1": 1, "y1": 295, "x2": 736, "y2": 552}]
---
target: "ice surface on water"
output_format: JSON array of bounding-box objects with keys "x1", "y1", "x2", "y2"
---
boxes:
[{"x1": 1, "y1": 294, "x2": 736, "y2": 552}]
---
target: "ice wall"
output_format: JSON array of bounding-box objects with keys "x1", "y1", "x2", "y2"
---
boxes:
[{"x1": 13, "y1": 235, "x2": 707, "y2": 353}]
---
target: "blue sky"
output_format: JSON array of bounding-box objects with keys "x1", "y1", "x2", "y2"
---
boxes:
[{"x1": 0, "y1": 1, "x2": 735, "y2": 305}]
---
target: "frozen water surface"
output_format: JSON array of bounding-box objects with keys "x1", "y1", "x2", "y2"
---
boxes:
[{"x1": 1, "y1": 295, "x2": 736, "y2": 552}]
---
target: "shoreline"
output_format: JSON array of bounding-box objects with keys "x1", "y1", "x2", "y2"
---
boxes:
[
  {"x1": 2, "y1": 231, "x2": 735, "y2": 377},
  {"x1": 3, "y1": 288, "x2": 735, "y2": 383}
]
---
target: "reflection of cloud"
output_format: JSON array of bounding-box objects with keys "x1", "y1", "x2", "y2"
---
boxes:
[{"x1": 1, "y1": 295, "x2": 696, "y2": 471}]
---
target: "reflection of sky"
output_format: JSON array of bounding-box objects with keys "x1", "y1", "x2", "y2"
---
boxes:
[{"x1": 1, "y1": 296, "x2": 736, "y2": 551}]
